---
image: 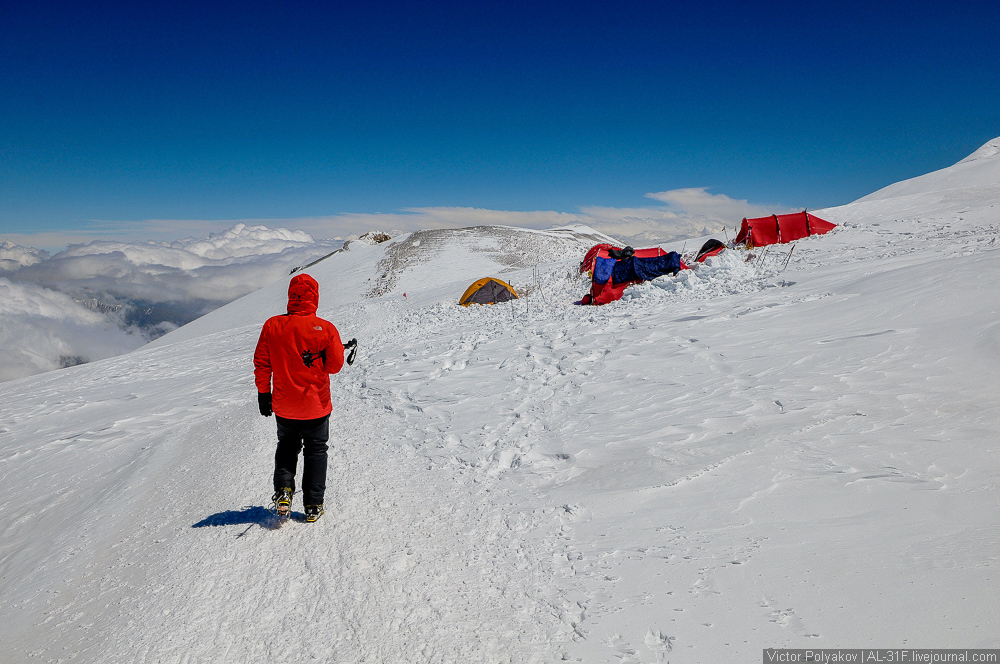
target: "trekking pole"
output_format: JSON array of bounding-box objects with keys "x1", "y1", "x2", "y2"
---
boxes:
[
  {"x1": 781, "y1": 244, "x2": 795, "y2": 272},
  {"x1": 535, "y1": 265, "x2": 548, "y2": 302},
  {"x1": 756, "y1": 246, "x2": 769, "y2": 269}
]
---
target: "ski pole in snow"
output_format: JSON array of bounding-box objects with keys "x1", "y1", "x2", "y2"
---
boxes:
[
  {"x1": 755, "y1": 246, "x2": 770, "y2": 269},
  {"x1": 781, "y1": 244, "x2": 795, "y2": 272},
  {"x1": 534, "y1": 265, "x2": 547, "y2": 302}
]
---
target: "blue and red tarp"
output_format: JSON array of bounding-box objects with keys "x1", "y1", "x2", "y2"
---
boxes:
[{"x1": 581, "y1": 246, "x2": 687, "y2": 305}]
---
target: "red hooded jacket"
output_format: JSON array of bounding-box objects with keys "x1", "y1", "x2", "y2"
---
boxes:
[{"x1": 254, "y1": 274, "x2": 345, "y2": 420}]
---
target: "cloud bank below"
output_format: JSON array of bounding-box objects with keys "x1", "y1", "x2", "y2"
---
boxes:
[
  {"x1": 0, "y1": 225, "x2": 344, "y2": 382},
  {"x1": 0, "y1": 278, "x2": 142, "y2": 382}
]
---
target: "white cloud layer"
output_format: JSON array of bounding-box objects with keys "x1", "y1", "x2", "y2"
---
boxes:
[
  {"x1": 4, "y1": 223, "x2": 342, "y2": 308},
  {"x1": 0, "y1": 224, "x2": 344, "y2": 382},
  {"x1": 0, "y1": 240, "x2": 49, "y2": 272},
  {"x1": 644, "y1": 187, "x2": 794, "y2": 232},
  {"x1": 0, "y1": 278, "x2": 144, "y2": 382}
]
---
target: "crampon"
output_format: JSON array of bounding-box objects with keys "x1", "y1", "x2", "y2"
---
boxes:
[{"x1": 270, "y1": 487, "x2": 293, "y2": 518}]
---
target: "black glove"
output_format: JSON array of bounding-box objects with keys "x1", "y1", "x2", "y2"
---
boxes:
[
  {"x1": 257, "y1": 392, "x2": 273, "y2": 417},
  {"x1": 345, "y1": 338, "x2": 358, "y2": 366}
]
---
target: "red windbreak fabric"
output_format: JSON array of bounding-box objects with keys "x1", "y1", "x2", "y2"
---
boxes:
[
  {"x1": 254, "y1": 274, "x2": 345, "y2": 420},
  {"x1": 804, "y1": 213, "x2": 836, "y2": 235},
  {"x1": 734, "y1": 212, "x2": 836, "y2": 248}
]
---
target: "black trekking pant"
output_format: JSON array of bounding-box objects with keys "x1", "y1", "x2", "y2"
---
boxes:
[{"x1": 273, "y1": 415, "x2": 329, "y2": 506}]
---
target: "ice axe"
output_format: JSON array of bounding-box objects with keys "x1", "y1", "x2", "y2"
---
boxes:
[{"x1": 344, "y1": 338, "x2": 358, "y2": 366}]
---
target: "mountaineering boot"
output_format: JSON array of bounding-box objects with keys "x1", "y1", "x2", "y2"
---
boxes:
[
  {"x1": 271, "y1": 487, "x2": 293, "y2": 517},
  {"x1": 304, "y1": 504, "x2": 324, "y2": 523}
]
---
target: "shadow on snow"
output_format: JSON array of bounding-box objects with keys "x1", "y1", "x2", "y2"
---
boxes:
[{"x1": 192, "y1": 506, "x2": 289, "y2": 535}]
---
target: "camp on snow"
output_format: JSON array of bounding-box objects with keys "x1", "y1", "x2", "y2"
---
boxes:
[
  {"x1": 577, "y1": 212, "x2": 836, "y2": 305},
  {"x1": 459, "y1": 277, "x2": 519, "y2": 306},
  {"x1": 734, "y1": 211, "x2": 835, "y2": 248},
  {"x1": 455, "y1": 211, "x2": 837, "y2": 308}
]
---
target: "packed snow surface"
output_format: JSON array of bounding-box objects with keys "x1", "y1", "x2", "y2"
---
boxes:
[{"x1": 2, "y1": 140, "x2": 999, "y2": 662}]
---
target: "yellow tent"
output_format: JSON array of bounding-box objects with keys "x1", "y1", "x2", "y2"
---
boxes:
[{"x1": 458, "y1": 278, "x2": 518, "y2": 306}]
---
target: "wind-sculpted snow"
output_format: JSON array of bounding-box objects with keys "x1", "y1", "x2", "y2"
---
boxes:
[{"x1": 2, "y1": 140, "x2": 1000, "y2": 661}]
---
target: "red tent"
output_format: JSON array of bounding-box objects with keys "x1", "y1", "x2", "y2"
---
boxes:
[{"x1": 734, "y1": 211, "x2": 835, "y2": 248}]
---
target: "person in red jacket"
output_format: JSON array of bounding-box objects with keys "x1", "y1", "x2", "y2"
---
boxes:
[{"x1": 254, "y1": 273, "x2": 347, "y2": 522}]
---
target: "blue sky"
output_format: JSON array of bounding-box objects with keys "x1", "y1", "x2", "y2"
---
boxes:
[{"x1": 2, "y1": 0, "x2": 999, "y2": 244}]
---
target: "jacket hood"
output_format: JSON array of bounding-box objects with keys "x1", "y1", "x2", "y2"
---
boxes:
[{"x1": 287, "y1": 273, "x2": 319, "y2": 315}]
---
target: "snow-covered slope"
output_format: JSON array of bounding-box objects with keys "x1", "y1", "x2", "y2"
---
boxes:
[
  {"x1": 2, "y1": 140, "x2": 999, "y2": 662},
  {"x1": 860, "y1": 137, "x2": 1000, "y2": 201}
]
